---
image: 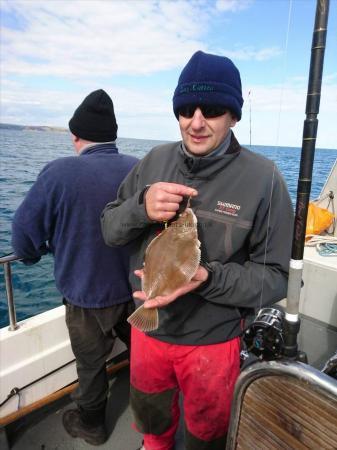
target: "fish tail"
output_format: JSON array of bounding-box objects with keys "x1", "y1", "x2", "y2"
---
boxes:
[{"x1": 127, "y1": 305, "x2": 159, "y2": 332}]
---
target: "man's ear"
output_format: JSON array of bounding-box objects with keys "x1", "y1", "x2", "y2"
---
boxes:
[
  {"x1": 230, "y1": 116, "x2": 238, "y2": 127},
  {"x1": 71, "y1": 134, "x2": 82, "y2": 154}
]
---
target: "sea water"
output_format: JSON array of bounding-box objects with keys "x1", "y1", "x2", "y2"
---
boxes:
[{"x1": 1, "y1": 129, "x2": 336, "y2": 328}]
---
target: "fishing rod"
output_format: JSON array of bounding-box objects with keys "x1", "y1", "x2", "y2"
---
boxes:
[
  {"x1": 284, "y1": 0, "x2": 329, "y2": 359},
  {"x1": 243, "y1": 0, "x2": 330, "y2": 361}
]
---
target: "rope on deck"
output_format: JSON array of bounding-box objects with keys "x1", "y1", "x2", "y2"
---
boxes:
[{"x1": 305, "y1": 235, "x2": 337, "y2": 256}]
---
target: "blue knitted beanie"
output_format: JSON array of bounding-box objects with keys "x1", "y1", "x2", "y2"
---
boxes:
[{"x1": 173, "y1": 51, "x2": 243, "y2": 121}]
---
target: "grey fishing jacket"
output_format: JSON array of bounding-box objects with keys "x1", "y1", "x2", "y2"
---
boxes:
[{"x1": 101, "y1": 134, "x2": 294, "y2": 345}]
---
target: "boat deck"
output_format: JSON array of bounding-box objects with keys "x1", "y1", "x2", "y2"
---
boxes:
[
  {"x1": 3, "y1": 364, "x2": 186, "y2": 450},
  {"x1": 4, "y1": 365, "x2": 140, "y2": 450}
]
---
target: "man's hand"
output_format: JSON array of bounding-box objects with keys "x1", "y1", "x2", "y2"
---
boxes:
[
  {"x1": 145, "y1": 182, "x2": 198, "y2": 222},
  {"x1": 133, "y1": 266, "x2": 209, "y2": 308}
]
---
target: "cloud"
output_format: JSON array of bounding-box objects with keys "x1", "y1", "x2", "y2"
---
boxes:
[
  {"x1": 1, "y1": 0, "x2": 278, "y2": 82},
  {"x1": 215, "y1": 0, "x2": 253, "y2": 12},
  {"x1": 220, "y1": 46, "x2": 282, "y2": 61},
  {"x1": 1, "y1": 0, "x2": 335, "y2": 148},
  {"x1": 0, "y1": 75, "x2": 173, "y2": 131},
  {"x1": 3, "y1": 68, "x2": 335, "y2": 144},
  {"x1": 323, "y1": 72, "x2": 337, "y2": 83},
  {"x1": 1, "y1": 0, "x2": 209, "y2": 79},
  {"x1": 237, "y1": 79, "x2": 337, "y2": 148}
]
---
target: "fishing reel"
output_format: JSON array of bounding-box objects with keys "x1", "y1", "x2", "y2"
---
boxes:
[{"x1": 243, "y1": 307, "x2": 285, "y2": 360}]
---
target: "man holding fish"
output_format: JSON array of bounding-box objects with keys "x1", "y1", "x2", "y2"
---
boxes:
[{"x1": 102, "y1": 51, "x2": 293, "y2": 450}]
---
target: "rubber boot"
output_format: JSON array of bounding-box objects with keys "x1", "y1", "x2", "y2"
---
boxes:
[{"x1": 62, "y1": 404, "x2": 107, "y2": 446}]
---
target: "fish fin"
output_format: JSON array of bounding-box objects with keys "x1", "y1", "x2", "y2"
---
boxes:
[
  {"x1": 127, "y1": 305, "x2": 159, "y2": 332},
  {"x1": 179, "y1": 246, "x2": 201, "y2": 280}
]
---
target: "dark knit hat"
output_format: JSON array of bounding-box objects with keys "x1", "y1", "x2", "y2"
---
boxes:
[
  {"x1": 173, "y1": 51, "x2": 243, "y2": 120},
  {"x1": 69, "y1": 89, "x2": 118, "y2": 142}
]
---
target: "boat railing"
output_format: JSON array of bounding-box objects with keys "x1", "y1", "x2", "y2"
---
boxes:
[{"x1": 0, "y1": 254, "x2": 21, "y2": 331}]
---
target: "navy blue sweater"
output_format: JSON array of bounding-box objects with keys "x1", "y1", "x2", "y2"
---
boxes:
[{"x1": 11, "y1": 143, "x2": 138, "y2": 308}]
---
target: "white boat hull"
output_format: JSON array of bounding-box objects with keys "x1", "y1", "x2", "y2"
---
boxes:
[
  {"x1": 0, "y1": 306, "x2": 126, "y2": 421},
  {"x1": 302, "y1": 246, "x2": 337, "y2": 327}
]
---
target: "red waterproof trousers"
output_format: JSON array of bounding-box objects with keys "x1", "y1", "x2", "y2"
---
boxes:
[{"x1": 130, "y1": 328, "x2": 240, "y2": 450}]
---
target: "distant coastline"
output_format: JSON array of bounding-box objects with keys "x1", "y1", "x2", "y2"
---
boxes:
[
  {"x1": 1, "y1": 123, "x2": 336, "y2": 151},
  {"x1": 0, "y1": 123, "x2": 68, "y2": 133}
]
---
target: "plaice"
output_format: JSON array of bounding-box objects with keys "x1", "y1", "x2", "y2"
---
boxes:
[{"x1": 127, "y1": 207, "x2": 201, "y2": 332}]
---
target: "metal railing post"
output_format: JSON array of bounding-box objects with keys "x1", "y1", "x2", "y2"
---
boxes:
[
  {"x1": 1, "y1": 254, "x2": 20, "y2": 331},
  {"x1": 4, "y1": 261, "x2": 19, "y2": 331}
]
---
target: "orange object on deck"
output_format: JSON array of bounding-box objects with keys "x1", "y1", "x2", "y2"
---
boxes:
[{"x1": 306, "y1": 202, "x2": 335, "y2": 236}]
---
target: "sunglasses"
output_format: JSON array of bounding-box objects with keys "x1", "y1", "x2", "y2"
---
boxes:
[{"x1": 178, "y1": 105, "x2": 228, "y2": 119}]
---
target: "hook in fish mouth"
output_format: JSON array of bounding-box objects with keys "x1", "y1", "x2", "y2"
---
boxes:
[{"x1": 170, "y1": 195, "x2": 192, "y2": 222}]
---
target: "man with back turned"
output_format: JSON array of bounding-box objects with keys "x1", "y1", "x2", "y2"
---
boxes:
[
  {"x1": 101, "y1": 51, "x2": 294, "y2": 450},
  {"x1": 11, "y1": 89, "x2": 138, "y2": 445}
]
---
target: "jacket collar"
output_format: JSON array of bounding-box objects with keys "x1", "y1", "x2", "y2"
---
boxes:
[
  {"x1": 177, "y1": 132, "x2": 241, "y2": 179},
  {"x1": 181, "y1": 129, "x2": 232, "y2": 159},
  {"x1": 80, "y1": 142, "x2": 118, "y2": 156}
]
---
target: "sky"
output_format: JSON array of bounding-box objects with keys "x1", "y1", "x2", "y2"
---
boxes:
[{"x1": 1, "y1": 0, "x2": 336, "y2": 148}]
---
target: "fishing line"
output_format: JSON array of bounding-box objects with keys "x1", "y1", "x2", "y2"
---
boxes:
[
  {"x1": 258, "y1": 0, "x2": 293, "y2": 310},
  {"x1": 258, "y1": 163, "x2": 276, "y2": 312},
  {"x1": 275, "y1": 0, "x2": 293, "y2": 148}
]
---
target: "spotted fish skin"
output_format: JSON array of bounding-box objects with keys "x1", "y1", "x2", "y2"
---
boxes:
[{"x1": 127, "y1": 208, "x2": 201, "y2": 332}]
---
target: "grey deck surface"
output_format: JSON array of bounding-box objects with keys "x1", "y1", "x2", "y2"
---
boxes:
[
  {"x1": 298, "y1": 314, "x2": 337, "y2": 369},
  {"x1": 7, "y1": 366, "x2": 142, "y2": 450},
  {"x1": 5, "y1": 365, "x2": 185, "y2": 450}
]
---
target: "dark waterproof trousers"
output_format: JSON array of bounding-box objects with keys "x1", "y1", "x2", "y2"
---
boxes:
[
  {"x1": 130, "y1": 328, "x2": 240, "y2": 450},
  {"x1": 64, "y1": 300, "x2": 134, "y2": 426}
]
